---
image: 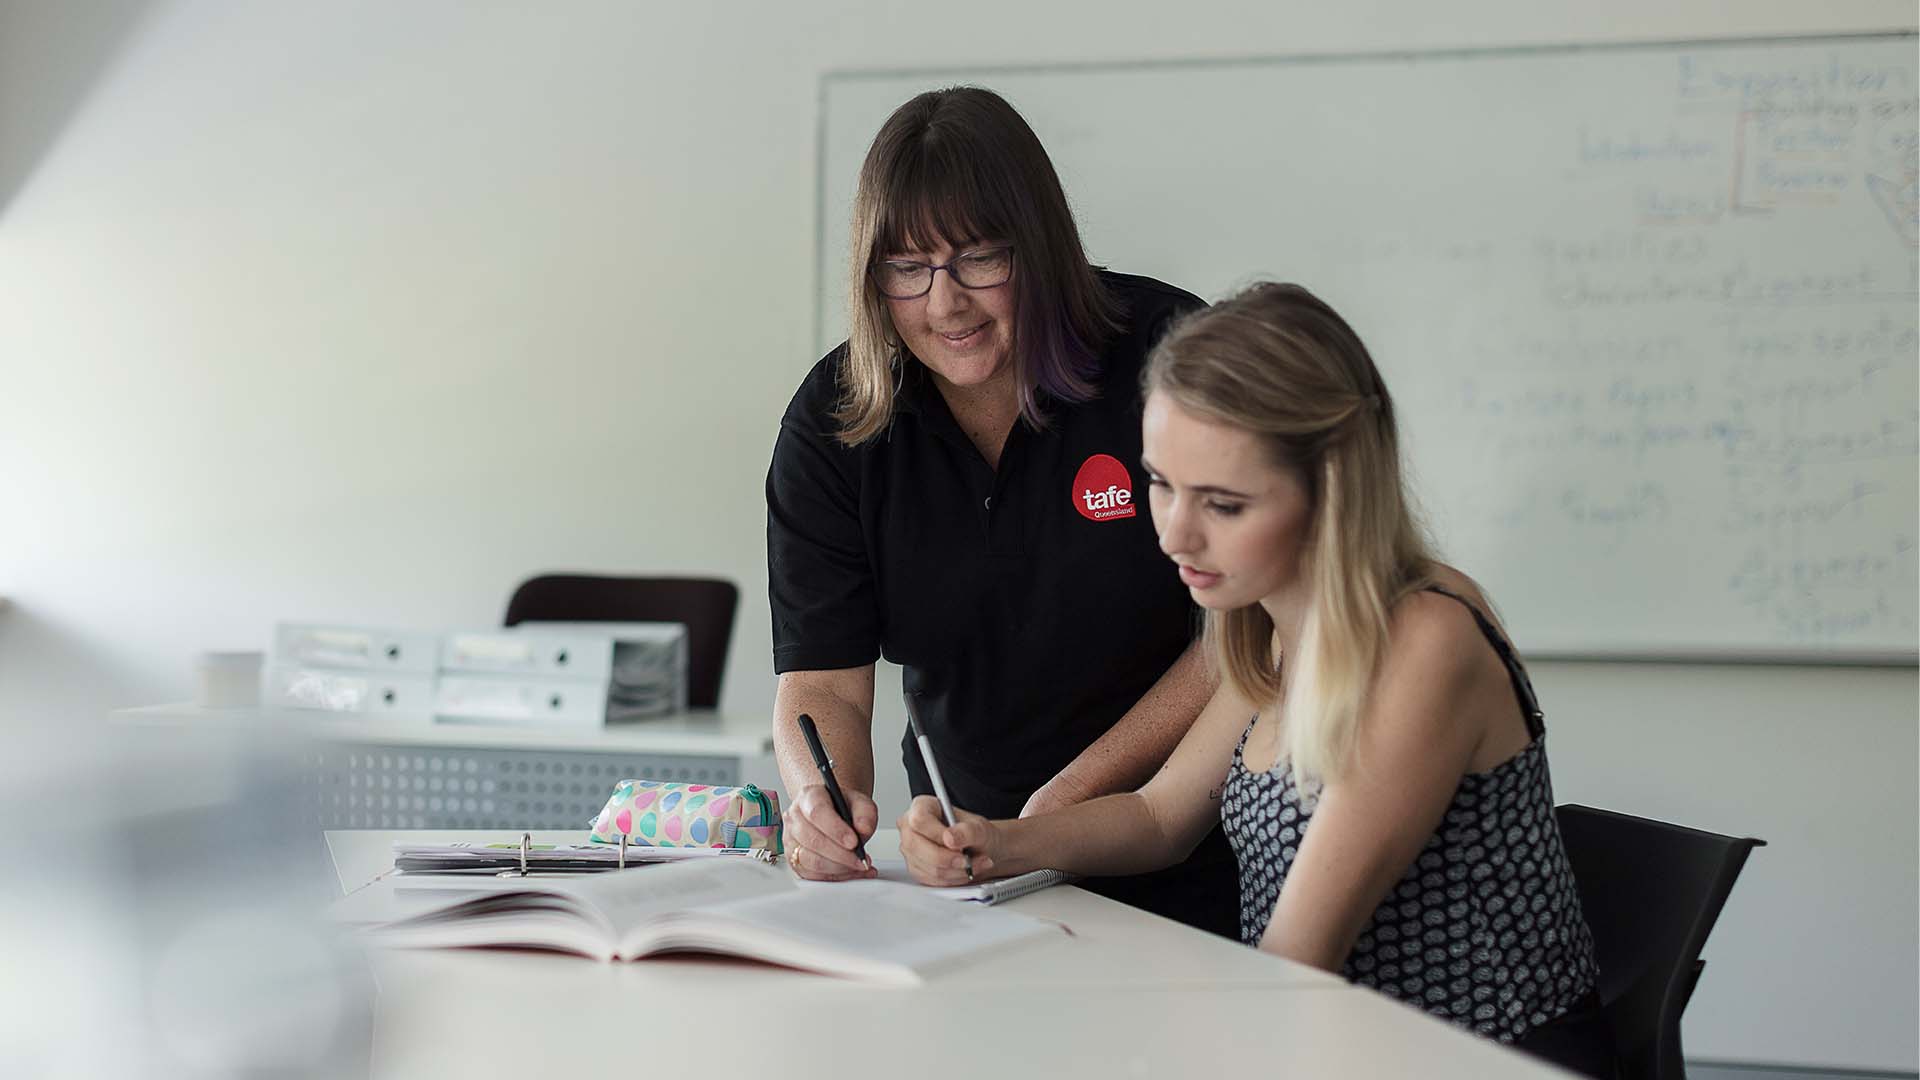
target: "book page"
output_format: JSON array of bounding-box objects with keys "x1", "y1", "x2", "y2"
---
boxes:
[
  {"x1": 651, "y1": 879, "x2": 1057, "y2": 981},
  {"x1": 364, "y1": 891, "x2": 613, "y2": 959},
  {"x1": 567, "y1": 857, "x2": 793, "y2": 927},
  {"x1": 343, "y1": 858, "x2": 795, "y2": 958}
]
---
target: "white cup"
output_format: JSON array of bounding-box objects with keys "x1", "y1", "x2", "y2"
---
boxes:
[{"x1": 195, "y1": 651, "x2": 264, "y2": 709}]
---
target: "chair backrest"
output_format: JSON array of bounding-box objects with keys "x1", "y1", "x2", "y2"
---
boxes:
[
  {"x1": 1554, "y1": 804, "x2": 1764, "y2": 1080},
  {"x1": 503, "y1": 574, "x2": 739, "y2": 709}
]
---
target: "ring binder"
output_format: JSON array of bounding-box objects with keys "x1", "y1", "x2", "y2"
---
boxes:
[
  {"x1": 397, "y1": 837, "x2": 774, "y2": 876},
  {"x1": 497, "y1": 832, "x2": 535, "y2": 878}
]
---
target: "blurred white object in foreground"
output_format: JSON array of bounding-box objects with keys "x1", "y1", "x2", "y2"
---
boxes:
[{"x1": 0, "y1": 708, "x2": 371, "y2": 1078}]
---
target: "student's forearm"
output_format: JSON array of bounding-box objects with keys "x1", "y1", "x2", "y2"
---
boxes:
[
  {"x1": 1257, "y1": 924, "x2": 1349, "y2": 973},
  {"x1": 994, "y1": 790, "x2": 1185, "y2": 878}
]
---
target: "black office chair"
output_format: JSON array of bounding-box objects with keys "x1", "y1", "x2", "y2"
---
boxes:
[
  {"x1": 503, "y1": 574, "x2": 739, "y2": 709},
  {"x1": 1555, "y1": 804, "x2": 1764, "y2": 1080}
]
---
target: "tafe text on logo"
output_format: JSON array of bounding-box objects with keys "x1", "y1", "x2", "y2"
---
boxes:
[{"x1": 1071, "y1": 454, "x2": 1138, "y2": 522}]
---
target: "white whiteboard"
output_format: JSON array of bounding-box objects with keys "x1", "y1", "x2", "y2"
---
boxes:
[{"x1": 817, "y1": 36, "x2": 1920, "y2": 662}]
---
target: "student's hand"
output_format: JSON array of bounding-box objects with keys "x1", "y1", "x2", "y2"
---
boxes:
[
  {"x1": 783, "y1": 785, "x2": 879, "y2": 881},
  {"x1": 1018, "y1": 772, "x2": 1093, "y2": 819},
  {"x1": 897, "y1": 795, "x2": 999, "y2": 887}
]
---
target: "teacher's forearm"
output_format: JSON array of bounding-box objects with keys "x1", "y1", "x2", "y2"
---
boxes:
[
  {"x1": 773, "y1": 667, "x2": 876, "y2": 796},
  {"x1": 1041, "y1": 642, "x2": 1214, "y2": 805}
]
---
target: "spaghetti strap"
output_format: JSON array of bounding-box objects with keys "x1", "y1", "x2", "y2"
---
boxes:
[{"x1": 1422, "y1": 586, "x2": 1545, "y2": 738}]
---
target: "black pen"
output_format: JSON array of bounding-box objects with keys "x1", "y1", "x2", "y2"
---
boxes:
[{"x1": 795, "y1": 712, "x2": 870, "y2": 868}]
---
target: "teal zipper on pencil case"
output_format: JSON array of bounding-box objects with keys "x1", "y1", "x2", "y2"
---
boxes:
[{"x1": 741, "y1": 783, "x2": 774, "y2": 825}]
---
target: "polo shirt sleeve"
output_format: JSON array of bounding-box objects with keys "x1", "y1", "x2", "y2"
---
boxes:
[{"x1": 766, "y1": 404, "x2": 880, "y2": 674}]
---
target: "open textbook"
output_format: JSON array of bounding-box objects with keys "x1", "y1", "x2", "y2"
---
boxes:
[{"x1": 342, "y1": 856, "x2": 1059, "y2": 985}]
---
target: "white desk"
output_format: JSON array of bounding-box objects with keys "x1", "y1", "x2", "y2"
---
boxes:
[
  {"x1": 119, "y1": 704, "x2": 777, "y2": 830},
  {"x1": 327, "y1": 829, "x2": 1572, "y2": 1079}
]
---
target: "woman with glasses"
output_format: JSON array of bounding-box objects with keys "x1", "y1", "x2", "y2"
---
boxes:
[
  {"x1": 895, "y1": 283, "x2": 1618, "y2": 1078},
  {"x1": 767, "y1": 85, "x2": 1241, "y2": 937}
]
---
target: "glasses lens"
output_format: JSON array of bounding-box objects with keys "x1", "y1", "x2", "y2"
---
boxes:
[
  {"x1": 952, "y1": 248, "x2": 1012, "y2": 288},
  {"x1": 874, "y1": 261, "x2": 931, "y2": 298}
]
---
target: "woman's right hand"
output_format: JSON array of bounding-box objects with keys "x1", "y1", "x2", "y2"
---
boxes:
[
  {"x1": 897, "y1": 795, "x2": 1002, "y2": 886},
  {"x1": 783, "y1": 784, "x2": 879, "y2": 881}
]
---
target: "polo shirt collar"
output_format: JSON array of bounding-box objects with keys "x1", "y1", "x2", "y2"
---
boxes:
[
  {"x1": 890, "y1": 353, "x2": 1083, "y2": 424},
  {"x1": 890, "y1": 354, "x2": 983, "y2": 455}
]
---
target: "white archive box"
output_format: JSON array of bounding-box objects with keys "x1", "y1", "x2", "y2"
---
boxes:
[
  {"x1": 264, "y1": 666, "x2": 436, "y2": 716},
  {"x1": 433, "y1": 674, "x2": 608, "y2": 730},
  {"x1": 440, "y1": 628, "x2": 618, "y2": 681},
  {"x1": 438, "y1": 622, "x2": 689, "y2": 724},
  {"x1": 275, "y1": 623, "x2": 440, "y2": 674}
]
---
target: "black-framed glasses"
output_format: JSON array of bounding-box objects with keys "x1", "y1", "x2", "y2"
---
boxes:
[{"x1": 869, "y1": 246, "x2": 1014, "y2": 300}]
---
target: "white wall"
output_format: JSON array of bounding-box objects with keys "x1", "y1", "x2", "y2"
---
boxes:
[{"x1": 1, "y1": 1, "x2": 1913, "y2": 1070}]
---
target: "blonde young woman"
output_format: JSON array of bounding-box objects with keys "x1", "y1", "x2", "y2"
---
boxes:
[{"x1": 898, "y1": 283, "x2": 1618, "y2": 1077}]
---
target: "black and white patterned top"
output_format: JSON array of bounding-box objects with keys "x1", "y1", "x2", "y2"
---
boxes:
[{"x1": 1219, "y1": 587, "x2": 1599, "y2": 1044}]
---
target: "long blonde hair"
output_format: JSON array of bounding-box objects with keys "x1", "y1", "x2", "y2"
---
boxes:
[
  {"x1": 834, "y1": 86, "x2": 1119, "y2": 446},
  {"x1": 1145, "y1": 283, "x2": 1434, "y2": 787}
]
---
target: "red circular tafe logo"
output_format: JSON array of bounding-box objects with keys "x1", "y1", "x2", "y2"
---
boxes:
[{"x1": 1072, "y1": 454, "x2": 1138, "y2": 522}]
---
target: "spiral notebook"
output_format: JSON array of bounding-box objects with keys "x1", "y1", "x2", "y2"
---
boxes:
[
  {"x1": 926, "y1": 868, "x2": 1076, "y2": 904},
  {"x1": 854, "y1": 864, "x2": 1077, "y2": 905}
]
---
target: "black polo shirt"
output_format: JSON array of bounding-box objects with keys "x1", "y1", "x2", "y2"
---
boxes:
[{"x1": 767, "y1": 270, "x2": 1203, "y2": 819}]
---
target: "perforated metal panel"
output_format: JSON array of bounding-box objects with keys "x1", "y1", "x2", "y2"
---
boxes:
[{"x1": 297, "y1": 744, "x2": 739, "y2": 830}]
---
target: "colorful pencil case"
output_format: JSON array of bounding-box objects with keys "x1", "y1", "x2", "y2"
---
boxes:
[{"x1": 587, "y1": 779, "x2": 783, "y2": 854}]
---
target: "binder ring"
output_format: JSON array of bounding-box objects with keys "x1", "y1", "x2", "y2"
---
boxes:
[{"x1": 497, "y1": 832, "x2": 534, "y2": 878}]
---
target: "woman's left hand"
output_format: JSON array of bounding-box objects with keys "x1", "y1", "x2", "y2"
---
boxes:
[{"x1": 897, "y1": 795, "x2": 999, "y2": 886}]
